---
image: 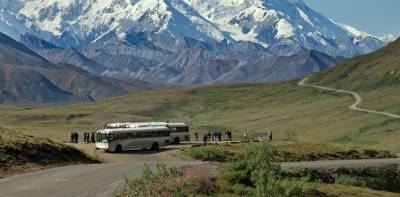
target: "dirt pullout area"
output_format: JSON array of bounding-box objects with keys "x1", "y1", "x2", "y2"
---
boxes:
[{"x1": 0, "y1": 127, "x2": 99, "y2": 177}]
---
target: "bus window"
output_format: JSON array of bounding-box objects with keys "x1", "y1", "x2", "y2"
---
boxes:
[{"x1": 175, "y1": 127, "x2": 189, "y2": 132}]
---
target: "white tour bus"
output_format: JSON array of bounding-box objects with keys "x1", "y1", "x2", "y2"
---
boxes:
[
  {"x1": 105, "y1": 122, "x2": 190, "y2": 144},
  {"x1": 95, "y1": 126, "x2": 170, "y2": 152}
]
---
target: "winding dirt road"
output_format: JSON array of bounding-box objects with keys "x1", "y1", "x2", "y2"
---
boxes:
[{"x1": 298, "y1": 77, "x2": 400, "y2": 119}]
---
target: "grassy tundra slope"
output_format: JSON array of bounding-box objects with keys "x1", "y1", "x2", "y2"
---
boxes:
[
  {"x1": 0, "y1": 78, "x2": 399, "y2": 151},
  {"x1": 309, "y1": 38, "x2": 400, "y2": 114},
  {"x1": 0, "y1": 127, "x2": 98, "y2": 177}
]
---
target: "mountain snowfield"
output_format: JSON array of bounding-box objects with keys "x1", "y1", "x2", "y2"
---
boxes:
[
  {"x1": 0, "y1": 0, "x2": 396, "y2": 86},
  {"x1": 0, "y1": 0, "x2": 390, "y2": 55}
]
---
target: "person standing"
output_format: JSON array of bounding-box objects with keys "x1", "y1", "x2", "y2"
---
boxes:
[
  {"x1": 194, "y1": 132, "x2": 199, "y2": 142},
  {"x1": 268, "y1": 129, "x2": 273, "y2": 142},
  {"x1": 91, "y1": 132, "x2": 95, "y2": 143},
  {"x1": 74, "y1": 132, "x2": 79, "y2": 144},
  {"x1": 243, "y1": 131, "x2": 248, "y2": 140},
  {"x1": 218, "y1": 132, "x2": 222, "y2": 141},
  {"x1": 202, "y1": 134, "x2": 207, "y2": 146}
]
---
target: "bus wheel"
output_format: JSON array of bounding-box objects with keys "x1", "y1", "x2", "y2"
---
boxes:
[
  {"x1": 151, "y1": 142, "x2": 159, "y2": 150},
  {"x1": 174, "y1": 137, "x2": 180, "y2": 144},
  {"x1": 115, "y1": 144, "x2": 123, "y2": 153}
]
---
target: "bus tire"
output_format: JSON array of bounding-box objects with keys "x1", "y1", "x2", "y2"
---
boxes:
[
  {"x1": 174, "y1": 137, "x2": 180, "y2": 144},
  {"x1": 151, "y1": 142, "x2": 159, "y2": 150},
  {"x1": 115, "y1": 144, "x2": 123, "y2": 153}
]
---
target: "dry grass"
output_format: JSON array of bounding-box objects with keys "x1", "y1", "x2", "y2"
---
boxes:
[{"x1": 0, "y1": 127, "x2": 99, "y2": 177}]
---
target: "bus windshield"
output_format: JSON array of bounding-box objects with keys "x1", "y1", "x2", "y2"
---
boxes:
[{"x1": 96, "y1": 133, "x2": 110, "y2": 143}]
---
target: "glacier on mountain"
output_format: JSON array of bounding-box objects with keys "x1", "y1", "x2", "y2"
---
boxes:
[{"x1": 0, "y1": 0, "x2": 389, "y2": 57}]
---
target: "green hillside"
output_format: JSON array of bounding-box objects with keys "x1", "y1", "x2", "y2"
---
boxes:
[
  {"x1": 0, "y1": 79, "x2": 399, "y2": 151},
  {"x1": 310, "y1": 38, "x2": 400, "y2": 114}
]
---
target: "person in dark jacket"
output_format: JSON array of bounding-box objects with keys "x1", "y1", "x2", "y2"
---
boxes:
[
  {"x1": 227, "y1": 131, "x2": 232, "y2": 141},
  {"x1": 74, "y1": 132, "x2": 79, "y2": 143},
  {"x1": 202, "y1": 134, "x2": 207, "y2": 146},
  {"x1": 91, "y1": 132, "x2": 95, "y2": 143}
]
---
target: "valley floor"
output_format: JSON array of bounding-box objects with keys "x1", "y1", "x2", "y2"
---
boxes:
[{"x1": 0, "y1": 78, "x2": 399, "y2": 152}]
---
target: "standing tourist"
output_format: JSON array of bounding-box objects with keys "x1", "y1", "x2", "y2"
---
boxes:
[
  {"x1": 202, "y1": 134, "x2": 207, "y2": 146},
  {"x1": 194, "y1": 132, "x2": 199, "y2": 142},
  {"x1": 268, "y1": 129, "x2": 273, "y2": 142}
]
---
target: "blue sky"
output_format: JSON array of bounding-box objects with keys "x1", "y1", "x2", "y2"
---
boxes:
[{"x1": 303, "y1": 0, "x2": 400, "y2": 36}]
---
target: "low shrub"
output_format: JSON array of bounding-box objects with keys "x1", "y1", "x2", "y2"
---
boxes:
[
  {"x1": 283, "y1": 165, "x2": 400, "y2": 193},
  {"x1": 184, "y1": 145, "x2": 237, "y2": 162},
  {"x1": 116, "y1": 163, "x2": 217, "y2": 197},
  {"x1": 334, "y1": 175, "x2": 367, "y2": 187},
  {"x1": 216, "y1": 143, "x2": 318, "y2": 197}
]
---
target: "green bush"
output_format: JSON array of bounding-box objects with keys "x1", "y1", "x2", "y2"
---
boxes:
[
  {"x1": 116, "y1": 163, "x2": 217, "y2": 197},
  {"x1": 184, "y1": 146, "x2": 236, "y2": 162},
  {"x1": 283, "y1": 165, "x2": 400, "y2": 193},
  {"x1": 116, "y1": 163, "x2": 182, "y2": 197},
  {"x1": 334, "y1": 175, "x2": 367, "y2": 187},
  {"x1": 216, "y1": 143, "x2": 317, "y2": 197}
]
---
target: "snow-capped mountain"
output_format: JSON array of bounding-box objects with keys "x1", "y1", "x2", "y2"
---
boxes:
[
  {"x1": 0, "y1": 0, "x2": 388, "y2": 57},
  {"x1": 379, "y1": 34, "x2": 399, "y2": 43},
  {"x1": 0, "y1": 0, "x2": 392, "y2": 86}
]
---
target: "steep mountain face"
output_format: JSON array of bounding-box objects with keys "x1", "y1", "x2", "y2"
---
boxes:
[
  {"x1": 19, "y1": 34, "x2": 107, "y2": 74},
  {"x1": 87, "y1": 33, "x2": 342, "y2": 85},
  {"x1": 0, "y1": 0, "x2": 391, "y2": 86},
  {"x1": 0, "y1": 32, "x2": 158, "y2": 106}
]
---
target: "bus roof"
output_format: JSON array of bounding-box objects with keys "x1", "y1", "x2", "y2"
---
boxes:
[
  {"x1": 106, "y1": 122, "x2": 188, "y2": 128},
  {"x1": 97, "y1": 126, "x2": 170, "y2": 134}
]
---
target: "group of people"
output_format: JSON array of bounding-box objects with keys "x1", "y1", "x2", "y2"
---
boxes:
[
  {"x1": 70, "y1": 132, "x2": 95, "y2": 144},
  {"x1": 192, "y1": 129, "x2": 273, "y2": 145},
  {"x1": 83, "y1": 132, "x2": 95, "y2": 143},
  {"x1": 70, "y1": 132, "x2": 79, "y2": 143},
  {"x1": 193, "y1": 131, "x2": 233, "y2": 145}
]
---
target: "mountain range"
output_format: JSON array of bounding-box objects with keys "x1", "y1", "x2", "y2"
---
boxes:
[
  {"x1": 0, "y1": 0, "x2": 397, "y2": 105},
  {"x1": 0, "y1": 0, "x2": 389, "y2": 55},
  {"x1": 0, "y1": 32, "x2": 159, "y2": 106}
]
